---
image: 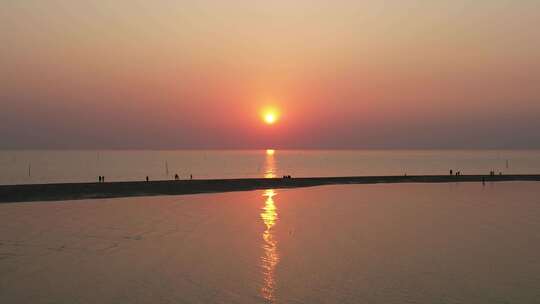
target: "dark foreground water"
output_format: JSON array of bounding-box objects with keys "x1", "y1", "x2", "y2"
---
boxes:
[{"x1": 1, "y1": 182, "x2": 539, "y2": 303}]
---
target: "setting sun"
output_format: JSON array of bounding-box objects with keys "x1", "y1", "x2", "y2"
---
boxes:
[
  {"x1": 264, "y1": 113, "x2": 276, "y2": 124},
  {"x1": 262, "y1": 108, "x2": 279, "y2": 125}
]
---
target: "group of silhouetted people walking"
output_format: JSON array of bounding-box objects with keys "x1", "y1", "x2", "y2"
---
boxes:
[
  {"x1": 145, "y1": 173, "x2": 193, "y2": 182},
  {"x1": 98, "y1": 176, "x2": 105, "y2": 182},
  {"x1": 450, "y1": 170, "x2": 462, "y2": 176},
  {"x1": 145, "y1": 173, "x2": 192, "y2": 182},
  {"x1": 450, "y1": 170, "x2": 504, "y2": 177}
]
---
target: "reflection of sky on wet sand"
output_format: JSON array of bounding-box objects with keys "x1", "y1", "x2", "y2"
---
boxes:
[{"x1": 260, "y1": 189, "x2": 279, "y2": 302}]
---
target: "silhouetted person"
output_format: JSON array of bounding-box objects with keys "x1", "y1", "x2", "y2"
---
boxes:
[
  {"x1": 146, "y1": 176, "x2": 149, "y2": 182},
  {"x1": 450, "y1": 169, "x2": 453, "y2": 175},
  {"x1": 98, "y1": 176, "x2": 101, "y2": 183},
  {"x1": 190, "y1": 174, "x2": 193, "y2": 180},
  {"x1": 102, "y1": 176, "x2": 105, "y2": 182},
  {"x1": 174, "y1": 174, "x2": 179, "y2": 180}
]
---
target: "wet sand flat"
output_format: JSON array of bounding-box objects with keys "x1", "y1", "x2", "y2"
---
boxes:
[{"x1": 1, "y1": 174, "x2": 540, "y2": 203}]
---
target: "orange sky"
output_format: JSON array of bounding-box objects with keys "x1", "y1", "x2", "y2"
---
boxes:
[{"x1": 1, "y1": 1, "x2": 540, "y2": 148}]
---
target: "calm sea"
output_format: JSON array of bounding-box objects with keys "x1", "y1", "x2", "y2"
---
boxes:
[
  {"x1": 1, "y1": 150, "x2": 540, "y2": 185},
  {"x1": 1, "y1": 183, "x2": 539, "y2": 303}
]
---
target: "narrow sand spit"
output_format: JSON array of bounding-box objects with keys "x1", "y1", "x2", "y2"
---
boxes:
[{"x1": 1, "y1": 174, "x2": 540, "y2": 203}]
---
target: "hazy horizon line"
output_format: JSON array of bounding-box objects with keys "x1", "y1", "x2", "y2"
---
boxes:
[{"x1": 2, "y1": 147, "x2": 540, "y2": 151}]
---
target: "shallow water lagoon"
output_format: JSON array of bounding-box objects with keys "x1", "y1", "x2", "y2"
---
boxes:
[{"x1": 1, "y1": 182, "x2": 539, "y2": 303}]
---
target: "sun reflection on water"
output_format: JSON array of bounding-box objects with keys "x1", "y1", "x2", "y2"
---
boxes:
[
  {"x1": 264, "y1": 149, "x2": 276, "y2": 178},
  {"x1": 260, "y1": 189, "x2": 279, "y2": 302}
]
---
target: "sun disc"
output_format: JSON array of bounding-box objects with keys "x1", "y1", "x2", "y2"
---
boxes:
[
  {"x1": 261, "y1": 108, "x2": 279, "y2": 125},
  {"x1": 264, "y1": 113, "x2": 276, "y2": 124}
]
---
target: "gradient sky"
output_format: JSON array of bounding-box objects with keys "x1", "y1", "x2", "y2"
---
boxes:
[{"x1": 1, "y1": 0, "x2": 539, "y2": 149}]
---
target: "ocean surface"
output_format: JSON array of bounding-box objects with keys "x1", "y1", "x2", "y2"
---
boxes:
[
  {"x1": 1, "y1": 182, "x2": 539, "y2": 303},
  {"x1": 1, "y1": 149, "x2": 540, "y2": 185}
]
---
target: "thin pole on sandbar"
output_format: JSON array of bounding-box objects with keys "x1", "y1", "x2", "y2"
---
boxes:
[
  {"x1": 165, "y1": 161, "x2": 169, "y2": 176},
  {"x1": 28, "y1": 162, "x2": 31, "y2": 177}
]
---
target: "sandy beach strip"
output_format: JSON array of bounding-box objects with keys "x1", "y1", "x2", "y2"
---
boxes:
[{"x1": 1, "y1": 174, "x2": 540, "y2": 203}]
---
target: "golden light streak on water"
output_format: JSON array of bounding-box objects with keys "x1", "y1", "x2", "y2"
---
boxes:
[
  {"x1": 260, "y1": 189, "x2": 279, "y2": 302},
  {"x1": 264, "y1": 150, "x2": 276, "y2": 178}
]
